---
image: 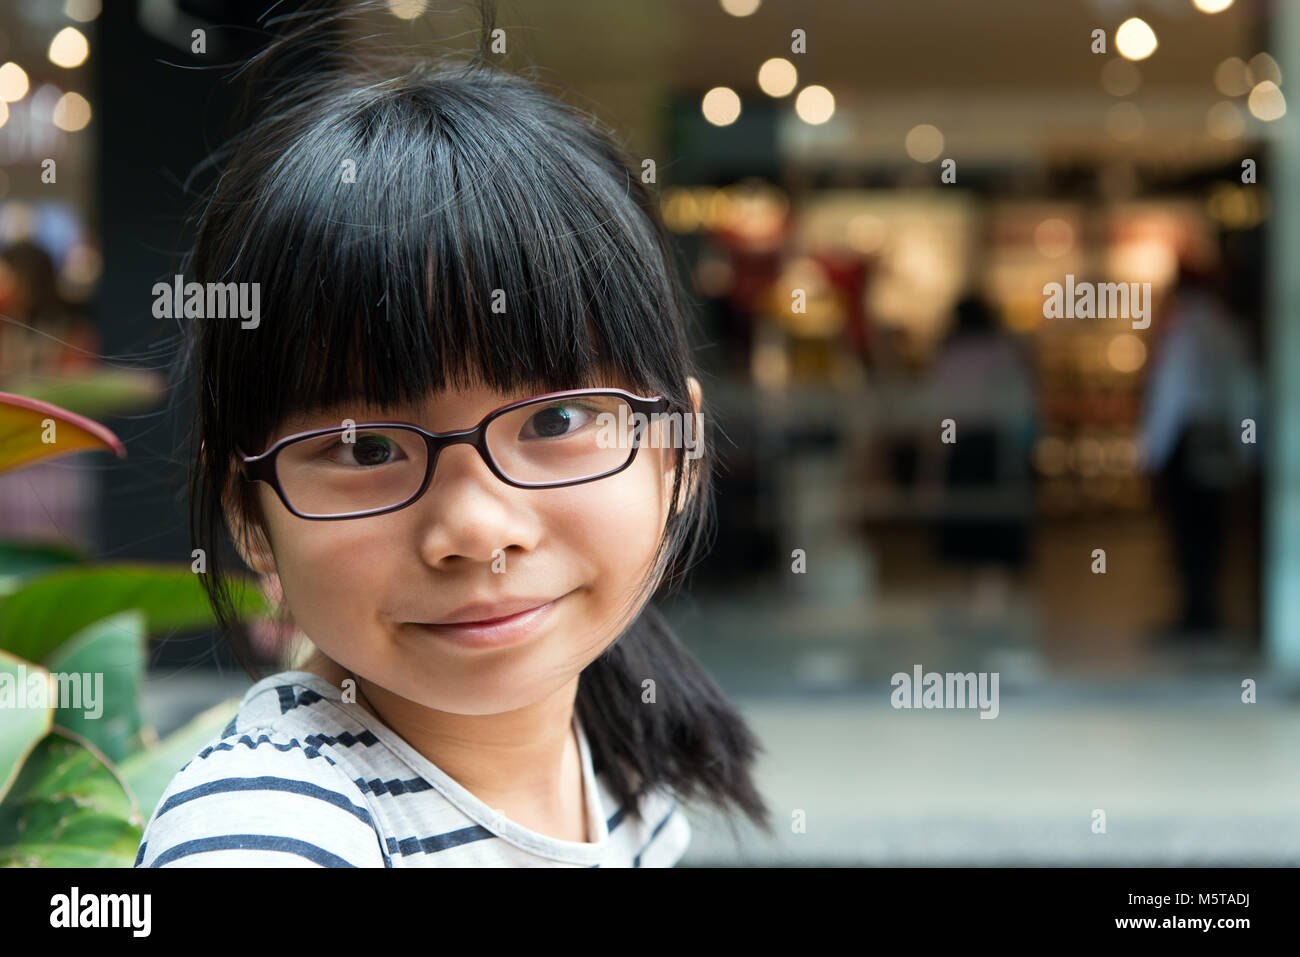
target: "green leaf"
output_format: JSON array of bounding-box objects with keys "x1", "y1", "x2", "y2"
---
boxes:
[
  {"x1": 0, "y1": 368, "x2": 166, "y2": 421},
  {"x1": 0, "y1": 564, "x2": 268, "y2": 664},
  {"x1": 0, "y1": 540, "x2": 84, "y2": 577},
  {"x1": 0, "y1": 651, "x2": 53, "y2": 804},
  {"x1": 120, "y1": 695, "x2": 241, "y2": 822},
  {"x1": 0, "y1": 733, "x2": 140, "y2": 868},
  {"x1": 43, "y1": 611, "x2": 147, "y2": 765}
]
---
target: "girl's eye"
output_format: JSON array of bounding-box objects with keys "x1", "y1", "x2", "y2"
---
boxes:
[
  {"x1": 520, "y1": 402, "x2": 596, "y2": 440},
  {"x1": 325, "y1": 433, "x2": 406, "y2": 467}
]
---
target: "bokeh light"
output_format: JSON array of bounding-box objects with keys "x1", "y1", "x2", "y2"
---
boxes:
[
  {"x1": 1107, "y1": 334, "x2": 1147, "y2": 373},
  {"x1": 64, "y1": 0, "x2": 101, "y2": 21},
  {"x1": 1214, "y1": 57, "x2": 1251, "y2": 97},
  {"x1": 52, "y1": 91, "x2": 92, "y2": 131},
  {"x1": 904, "y1": 123, "x2": 944, "y2": 162},
  {"x1": 1115, "y1": 18, "x2": 1158, "y2": 61},
  {"x1": 702, "y1": 86, "x2": 742, "y2": 126},
  {"x1": 1249, "y1": 52, "x2": 1281, "y2": 86},
  {"x1": 1100, "y1": 59, "x2": 1140, "y2": 97},
  {"x1": 0, "y1": 62, "x2": 29, "y2": 102},
  {"x1": 49, "y1": 27, "x2": 90, "y2": 69},
  {"x1": 1206, "y1": 101, "x2": 1245, "y2": 139},
  {"x1": 794, "y1": 85, "x2": 835, "y2": 125},
  {"x1": 757, "y1": 58, "x2": 797, "y2": 97},
  {"x1": 386, "y1": 0, "x2": 427, "y2": 19},
  {"x1": 1033, "y1": 219, "x2": 1075, "y2": 258},
  {"x1": 1248, "y1": 80, "x2": 1286, "y2": 121}
]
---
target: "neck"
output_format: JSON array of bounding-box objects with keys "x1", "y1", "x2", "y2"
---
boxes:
[{"x1": 300, "y1": 651, "x2": 585, "y2": 834}]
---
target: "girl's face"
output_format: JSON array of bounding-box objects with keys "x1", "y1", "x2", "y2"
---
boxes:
[{"x1": 231, "y1": 377, "x2": 700, "y2": 716}]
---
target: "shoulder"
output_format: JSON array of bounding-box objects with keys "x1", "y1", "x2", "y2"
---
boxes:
[
  {"x1": 606, "y1": 782, "x2": 690, "y2": 867},
  {"x1": 135, "y1": 673, "x2": 388, "y2": 868}
]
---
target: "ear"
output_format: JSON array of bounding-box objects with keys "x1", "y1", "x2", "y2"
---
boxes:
[
  {"x1": 663, "y1": 376, "x2": 704, "y2": 515},
  {"x1": 222, "y1": 466, "x2": 278, "y2": 576}
]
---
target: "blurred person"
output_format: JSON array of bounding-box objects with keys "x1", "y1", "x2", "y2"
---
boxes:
[
  {"x1": 0, "y1": 238, "x2": 99, "y2": 377},
  {"x1": 1138, "y1": 265, "x2": 1259, "y2": 643},
  {"x1": 0, "y1": 240, "x2": 63, "y2": 378},
  {"x1": 919, "y1": 295, "x2": 1037, "y2": 616},
  {"x1": 0, "y1": 239, "x2": 63, "y2": 320}
]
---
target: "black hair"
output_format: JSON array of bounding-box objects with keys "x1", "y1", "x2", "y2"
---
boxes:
[
  {"x1": 172, "y1": 0, "x2": 771, "y2": 838},
  {"x1": 947, "y1": 295, "x2": 997, "y2": 340}
]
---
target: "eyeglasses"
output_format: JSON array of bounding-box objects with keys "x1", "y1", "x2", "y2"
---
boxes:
[{"x1": 237, "y1": 387, "x2": 670, "y2": 520}]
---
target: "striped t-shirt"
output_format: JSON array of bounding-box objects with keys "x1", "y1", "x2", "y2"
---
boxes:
[{"x1": 135, "y1": 670, "x2": 690, "y2": 867}]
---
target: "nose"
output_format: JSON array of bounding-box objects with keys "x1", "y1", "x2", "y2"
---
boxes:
[{"x1": 413, "y1": 440, "x2": 540, "y2": 567}]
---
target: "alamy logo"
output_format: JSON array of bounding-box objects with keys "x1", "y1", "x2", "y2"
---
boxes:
[
  {"x1": 1042, "y1": 274, "x2": 1150, "y2": 329},
  {"x1": 0, "y1": 665, "x2": 103, "y2": 719},
  {"x1": 596, "y1": 406, "x2": 703, "y2": 460},
  {"x1": 49, "y1": 887, "x2": 151, "y2": 937},
  {"x1": 152, "y1": 274, "x2": 260, "y2": 328},
  {"x1": 890, "y1": 664, "x2": 1000, "y2": 719}
]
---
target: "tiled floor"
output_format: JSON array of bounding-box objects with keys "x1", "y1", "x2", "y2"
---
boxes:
[
  {"x1": 679, "y1": 687, "x2": 1300, "y2": 865},
  {"x1": 660, "y1": 582, "x2": 1297, "y2": 865}
]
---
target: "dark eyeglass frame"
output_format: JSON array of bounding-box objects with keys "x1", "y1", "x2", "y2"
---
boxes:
[{"x1": 236, "y1": 387, "x2": 671, "y2": 521}]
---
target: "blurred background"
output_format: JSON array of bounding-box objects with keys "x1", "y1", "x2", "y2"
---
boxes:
[{"x1": 2, "y1": 0, "x2": 1298, "y2": 864}]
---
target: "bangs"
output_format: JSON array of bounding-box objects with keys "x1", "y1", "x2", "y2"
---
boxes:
[{"x1": 191, "y1": 63, "x2": 686, "y2": 451}]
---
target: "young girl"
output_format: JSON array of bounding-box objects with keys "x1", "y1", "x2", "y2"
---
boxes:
[{"x1": 136, "y1": 1, "x2": 771, "y2": 867}]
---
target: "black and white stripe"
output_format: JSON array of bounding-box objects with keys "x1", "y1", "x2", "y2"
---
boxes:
[{"x1": 136, "y1": 671, "x2": 690, "y2": 868}]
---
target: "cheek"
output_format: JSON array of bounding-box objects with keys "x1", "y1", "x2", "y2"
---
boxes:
[
  {"x1": 260, "y1": 497, "x2": 395, "y2": 633},
  {"x1": 519, "y1": 450, "x2": 665, "y2": 646},
  {"x1": 555, "y1": 451, "x2": 666, "y2": 564},
  {"x1": 543, "y1": 456, "x2": 667, "y2": 653}
]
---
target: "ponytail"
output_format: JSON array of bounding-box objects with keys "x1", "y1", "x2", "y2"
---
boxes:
[{"x1": 576, "y1": 603, "x2": 773, "y2": 837}]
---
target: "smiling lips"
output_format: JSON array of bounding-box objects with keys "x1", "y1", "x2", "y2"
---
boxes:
[
  {"x1": 422, "y1": 596, "x2": 562, "y2": 626},
  {"x1": 409, "y1": 592, "x2": 570, "y2": 648}
]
